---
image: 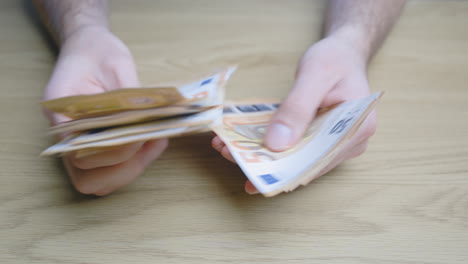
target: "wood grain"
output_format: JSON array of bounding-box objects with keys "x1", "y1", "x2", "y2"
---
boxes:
[{"x1": 0, "y1": 0, "x2": 467, "y2": 263}]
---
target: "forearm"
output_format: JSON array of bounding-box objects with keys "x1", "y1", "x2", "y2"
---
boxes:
[
  {"x1": 324, "y1": 0, "x2": 406, "y2": 63},
  {"x1": 32, "y1": 0, "x2": 108, "y2": 45}
]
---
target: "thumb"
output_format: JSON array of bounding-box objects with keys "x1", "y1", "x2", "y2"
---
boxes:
[{"x1": 264, "y1": 67, "x2": 336, "y2": 152}]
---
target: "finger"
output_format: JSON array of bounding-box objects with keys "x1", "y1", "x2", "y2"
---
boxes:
[
  {"x1": 265, "y1": 63, "x2": 339, "y2": 152},
  {"x1": 244, "y1": 180, "x2": 259, "y2": 195},
  {"x1": 214, "y1": 142, "x2": 258, "y2": 194},
  {"x1": 332, "y1": 110, "x2": 376, "y2": 164},
  {"x1": 316, "y1": 141, "x2": 369, "y2": 179},
  {"x1": 211, "y1": 136, "x2": 225, "y2": 152},
  {"x1": 347, "y1": 110, "x2": 377, "y2": 148},
  {"x1": 67, "y1": 142, "x2": 145, "y2": 170},
  {"x1": 139, "y1": 139, "x2": 169, "y2": 167},
  {"x1": 314, "y1": 111, "x2": 377, "y2": 178},
  {"x1": 67, "y1": 139, "x2": 168, "y2": 196},
  {"x1": 220, "y1": 146, "x2": 237, "y2": 164},
  {"x1": 212, "y1": 136, "x2": 238, "y2": 164}
]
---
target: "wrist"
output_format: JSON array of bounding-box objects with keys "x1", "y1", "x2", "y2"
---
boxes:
[
  {"x1": 326, "y1": 26, "x2": 372, "y2": 66},
  {"x1": 61, "y1": 22, "x2": 109, "y2": 45},
  {"x1": 58, "y1": 26, "x2": 132, "y2": 66},
  {"x1": 33, "y1": 0, "x2": 109, "y2": 45},
  {"x1": 60, "y1": 25, "x2": 113, "y2": 55},
  {"x1": 58, "y1": 1, "x2": 109, "y2": 45}
]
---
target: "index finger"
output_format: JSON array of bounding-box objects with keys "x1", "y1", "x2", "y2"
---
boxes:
[{"x1": 67, "y1": 141, "x2": 145, "y2": 170}]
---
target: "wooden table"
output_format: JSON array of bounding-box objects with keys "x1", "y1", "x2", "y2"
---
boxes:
[{"x1": 1, "y1": 0, "x2": 467, "y2": 263}]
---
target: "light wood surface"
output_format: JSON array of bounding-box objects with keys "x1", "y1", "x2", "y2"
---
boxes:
[{"x1": 1, "y1": 0, "x2": 467, "y2": 263}]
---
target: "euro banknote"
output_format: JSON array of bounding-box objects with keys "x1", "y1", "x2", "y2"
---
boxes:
[
  {"x1": 212, "y1": 92, "x2": 383, "y2": 197},
  {"x1": 42, "y1": 66, "x2": 234, "y2": 120},
  {"x1": 41, "y1": 66, "x2": 236, "y2": 155},
  {"x1": 41, "y1": 66, "x2": 382, "y2": 198},
  {"x1": 41, "y1": 106, "x2": 222, "y2": 155}
]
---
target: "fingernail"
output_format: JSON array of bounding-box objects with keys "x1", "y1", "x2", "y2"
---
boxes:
[
  {"x1": 246, "y1": 189, "x2": 259, "y2": 195},
  {"x1": 245, "y1": 184, "x2": 259, "y2": 195},
  {"x1": 244, "y1": 181, "x2": 259, "y2": 195},
  {"x1": 266, "y1": 123, "x2": 292, "y2": 151}
]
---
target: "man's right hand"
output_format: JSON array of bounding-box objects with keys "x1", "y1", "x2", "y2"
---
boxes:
[{"x1": 43, "y1": 26, "x2": 168, "y2": 196}]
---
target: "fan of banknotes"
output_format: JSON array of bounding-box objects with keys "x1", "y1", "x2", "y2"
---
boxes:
[{"x1": 41, "y1": 66, "x2": 383, "y2": 197}]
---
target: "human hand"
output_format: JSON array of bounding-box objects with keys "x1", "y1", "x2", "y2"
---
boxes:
[
  {"x1": 44, "y1": 26, "x2": 168, "y2": 196},
  {"x1": 212, "y1": 29, "x2": 377, "y2": 194}
]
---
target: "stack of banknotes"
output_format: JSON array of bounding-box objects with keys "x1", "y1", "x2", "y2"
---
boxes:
[{"x1": 41, "y1": 66, "x2": 382, "y2": 197}]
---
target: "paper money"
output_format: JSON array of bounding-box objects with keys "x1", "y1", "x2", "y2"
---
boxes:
[
  {"x1": 41, "y1": 107, "x2": 222, "y2": 155},
  {"x1": 42, "y1": 66, "x2": 233, "y2": 119},
  {"x1": 213, "y1": 92, "x2": 383, "y2": 197},
  {"x1": 48, "y1": 105, "x2": 215, "y2": 135},
  {"x1": 42, "y1": 87, "x2": 184, "y2": 119},
  {"x1": 41, "y1": 66, "x2": 236, "y2": 156},
  {"x1": 42, "y1": 123, "x2": 213, "y2": 156},
  {"x1": 41, "y1": 66, "x2": 383, "y2": 198}
]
